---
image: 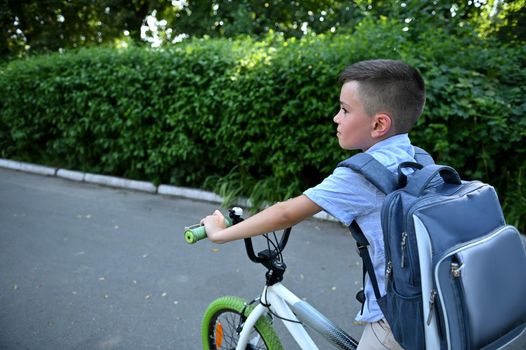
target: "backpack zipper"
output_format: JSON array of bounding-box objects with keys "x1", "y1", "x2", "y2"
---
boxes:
[
  {"x1": 401, "y1": 232, "x2": 408, "y2": 268},
  {"x1": 386, "y1": 261, "x2": 393, "y2": 281},
  {"x1": 448, "y1": 256, "x2": 471, "y2": 347},
  {"x1": 426, "y1": 289, "x2": 437, "y2": 325}
]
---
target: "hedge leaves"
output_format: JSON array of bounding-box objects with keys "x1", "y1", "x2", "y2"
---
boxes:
[{"x1": 1, "y1": 20, "x2": 524, "y2": 230}]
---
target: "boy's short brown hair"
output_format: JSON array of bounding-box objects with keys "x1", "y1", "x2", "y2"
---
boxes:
[{"x1": 339, "y1": 59, "x2": 425, "y2": 134}]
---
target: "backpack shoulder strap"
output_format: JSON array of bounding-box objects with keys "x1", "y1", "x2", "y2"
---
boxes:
[
  {"x1": 337, "y1": 153, "x2": 393, "y2": 308},
  {"x1": 349, "y1": 221, "x2": 383, "y2": 301},
  {"x1": 337, "y1": 146, "x2": 434, "y2": 194},
  {"x1": 337, "y1": 153, "x2": 397, "y2": 195}
]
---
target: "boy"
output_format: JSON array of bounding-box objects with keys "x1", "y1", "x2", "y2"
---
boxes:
[{"x1": 201, "y1": 59, "x2": 426, "y2": 349}]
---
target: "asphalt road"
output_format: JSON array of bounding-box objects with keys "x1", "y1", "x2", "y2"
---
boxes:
[
  {"x1": 0, "y1": 168, "x2": 365, "y2": 349},
  {"x1": 1, "y1": 167, "x2": 525, "y2": 349}
]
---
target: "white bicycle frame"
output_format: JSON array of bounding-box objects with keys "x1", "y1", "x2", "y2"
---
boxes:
[{"x1": 236, "y1": 282, "x2": 358, "y2": 350}]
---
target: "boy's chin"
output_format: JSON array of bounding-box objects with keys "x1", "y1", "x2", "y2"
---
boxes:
[{"x1": 340, "y1": 143, "x2": 363, "y2": 152}]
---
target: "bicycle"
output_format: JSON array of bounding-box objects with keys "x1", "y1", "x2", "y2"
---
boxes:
[{"x1": 185, "y1": 208, "x2": 360, "y2": 350}]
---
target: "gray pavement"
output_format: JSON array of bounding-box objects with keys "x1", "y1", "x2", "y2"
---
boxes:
[
  {"x1": 1, "y1": 167, "x2": 525, "y2": 350},
  {"x1": 0, "y1": 168, "x2": 364, "y2": 349}
]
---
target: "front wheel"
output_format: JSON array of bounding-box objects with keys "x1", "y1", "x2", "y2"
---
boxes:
[{"x1": 201, "y1": 296, "x2": 284, "y2": 350}]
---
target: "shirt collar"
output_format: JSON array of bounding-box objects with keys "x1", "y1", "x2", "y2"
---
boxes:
[{"x1": 366, "y1": 133, "x2": 412, "y2": 154}]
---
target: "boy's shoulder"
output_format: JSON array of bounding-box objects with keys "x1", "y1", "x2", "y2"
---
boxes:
[{"x1": 364, "y1": 134, "x2": 415, "y2": 170}]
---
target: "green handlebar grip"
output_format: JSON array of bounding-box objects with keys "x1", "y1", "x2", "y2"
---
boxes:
[
  {"x1": 184, "y1": 217, "x2": 232, "y2": 244},
  {"x1": 184, "y1": 225, "x2": 207, "y2": 244}
]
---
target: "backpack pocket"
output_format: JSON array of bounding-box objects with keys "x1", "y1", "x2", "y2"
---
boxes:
[
  {"x1": 378, "y1": 279, "x2": 425, "y2": 349},
  {"x1": 435, "y1": 225, "x2": 526, "y2": 349}
]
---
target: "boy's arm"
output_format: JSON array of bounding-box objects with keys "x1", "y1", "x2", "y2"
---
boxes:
[{"x1": 201, "y1": 195, "x2": 322, "y2": 244}]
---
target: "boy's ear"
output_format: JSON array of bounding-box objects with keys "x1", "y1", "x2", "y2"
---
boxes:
[{"x1": 371, "y1": 113, "x2": 392, "y2": 138}]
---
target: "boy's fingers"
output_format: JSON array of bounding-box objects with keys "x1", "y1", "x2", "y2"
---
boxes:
[
  {"x1": 200, "y1": 210, "x2": 224, "y2": 226},
  {"x1": 200, "y1": 214, "x2": 213, "y2": 225}
]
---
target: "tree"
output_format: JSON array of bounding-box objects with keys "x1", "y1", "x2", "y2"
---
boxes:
[
  {"x1": 1, "y1": 0, "x2": 166, "y2": 60},
  {"x1": 1, "y1": 0, "x2": 523, "y2": 61},
  {"x1": 475, "y1": 0, "x2": 526, "y2": 42},
  {"x1": 161, "y1": 0, "x2": 359, "y2": 38}
]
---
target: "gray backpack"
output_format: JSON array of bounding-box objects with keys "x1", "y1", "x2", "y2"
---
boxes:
[{"x1": 339, "y1": 147, "x2": 526, "y2": 349}]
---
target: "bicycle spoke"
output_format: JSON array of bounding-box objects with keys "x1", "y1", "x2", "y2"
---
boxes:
[{"x1": 211, "y1": 310, "x2": 269, "y2": 350}]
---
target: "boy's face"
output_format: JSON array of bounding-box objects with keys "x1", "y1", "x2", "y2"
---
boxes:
[{"x1": 333, "y1": 81, "x2": 376, "y2": 151}]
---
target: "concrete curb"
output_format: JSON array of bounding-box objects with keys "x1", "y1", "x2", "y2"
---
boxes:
[
  {"x1": 84, "y1": 173, "x2": 156, "y2": 193},
  {"x1": 56, "y1": 169, "x2": 85, "y2": 182},
  {"x1": 0, "y1": 158, "x2": 337, "y2": 222},
  {"x1": 157, "y1": 184, "x2": 222, "y2": 202},
  {"x1": 0, "y1": 159, "x2": 56, "y2": 176}
]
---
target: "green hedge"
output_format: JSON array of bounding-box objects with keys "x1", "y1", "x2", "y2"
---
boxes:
[{"x1": 1, "y1": 19, "x2": 524, "y2": 230}]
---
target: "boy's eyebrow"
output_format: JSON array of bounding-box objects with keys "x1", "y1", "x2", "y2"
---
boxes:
[{"x1": 340, "y1": 101, "x2": 351, "y2": 108}]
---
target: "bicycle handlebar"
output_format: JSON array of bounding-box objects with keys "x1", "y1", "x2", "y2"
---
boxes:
[
  {"x1": 184, "y1": 208, "x2": 292, "y2": 263},
  {"x1": 243, "y1": 227, "x2": 291, "y2": 263}
]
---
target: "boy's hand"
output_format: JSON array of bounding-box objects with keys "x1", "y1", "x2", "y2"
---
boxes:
[{"x1": 200, "y1": 210, "x2": 226, "y2": 237}]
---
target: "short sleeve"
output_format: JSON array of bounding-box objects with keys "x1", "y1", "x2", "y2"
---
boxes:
[{"x1": 303, "y1": 166, "x2": 380, "y2": 226}]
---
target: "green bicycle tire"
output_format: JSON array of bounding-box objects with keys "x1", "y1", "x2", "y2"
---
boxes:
[{"x1": 201, "y1": 296, "x2": 284, "y2": 350}]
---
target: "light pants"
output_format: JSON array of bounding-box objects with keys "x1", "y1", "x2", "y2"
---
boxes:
[{"x1": 356, "y1": 319, "x2": 404, "y2": 350}]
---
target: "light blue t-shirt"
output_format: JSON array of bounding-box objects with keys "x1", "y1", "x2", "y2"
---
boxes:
[{"x1": 303, "y1": 134, "x2": 416, "y2": 322}]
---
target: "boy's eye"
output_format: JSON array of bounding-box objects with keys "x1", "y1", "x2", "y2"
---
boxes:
[{"x1": 341, "y1": 107, "x2": 349, "y2": 114}]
